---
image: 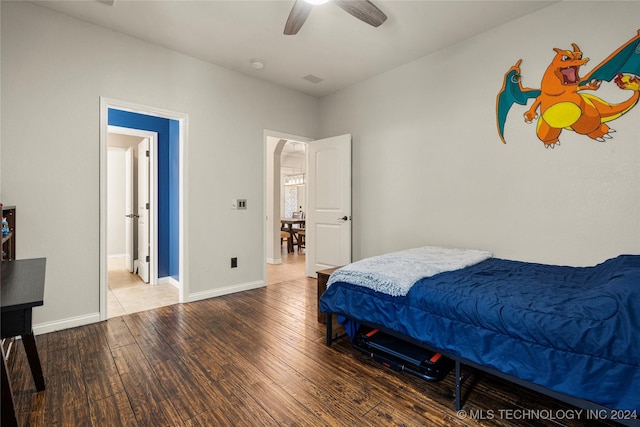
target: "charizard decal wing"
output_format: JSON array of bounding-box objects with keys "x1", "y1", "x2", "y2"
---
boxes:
[
  {"x1": 579, "y1": 30, "x2": 640, "y2": 84},
  {"x1": 496, "y1": 59, "x2": 541, "y2": 143}
]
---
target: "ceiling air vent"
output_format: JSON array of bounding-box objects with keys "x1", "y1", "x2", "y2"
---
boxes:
[{"x1": 302, "y1": 74, "x2": 323, "y2": 84}]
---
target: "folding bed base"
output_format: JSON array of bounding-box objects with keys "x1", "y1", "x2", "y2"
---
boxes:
[
  {"x1": 352, "y1": 327, "x2": 454, "y2": 383},
  {"x1": 324, "y1": 312, "x2": 640, "y2": 427}
]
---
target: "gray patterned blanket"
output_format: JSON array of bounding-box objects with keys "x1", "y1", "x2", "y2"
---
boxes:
[{"x1": 327, "y1": 246, "x2": 492, "y2": 296}]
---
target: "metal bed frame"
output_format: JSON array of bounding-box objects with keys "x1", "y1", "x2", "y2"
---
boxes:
[{"x1": 324, "y1": 312, "x2": 640, "y2": 427}]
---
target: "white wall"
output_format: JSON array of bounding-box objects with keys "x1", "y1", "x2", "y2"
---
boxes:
[
  {"x1": 320, "y1": 1, "x2": 640, "y2": 266},
  {"x1": 107, "y1": 148, "x2": 126, "y2": 256},
  {"x1": 1, "y1": 2, "x2": 319, "y2": 331}
]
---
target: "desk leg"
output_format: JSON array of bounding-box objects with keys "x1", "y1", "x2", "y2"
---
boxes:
[
  {"x1": 1, "y1": 345, "x2": 18, "y2": 427},
  {"x1": 22, "y1": 333, "x2": 45, "y2": 391}
]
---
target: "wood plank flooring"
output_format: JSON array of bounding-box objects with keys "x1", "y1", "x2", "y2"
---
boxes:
[{"x1": 6, "y1": 252, "x2": 622, "y2": 426}]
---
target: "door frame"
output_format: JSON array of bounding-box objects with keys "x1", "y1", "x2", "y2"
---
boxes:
[
  {"x1": 125, "y1": 146, "x2": 134, "y2": 272},
  {"x1": 99, "y1": 97, "x2": 189, "y2": 320},
  {"x1": 263, "y1": 130, "x2": 313, "y2": 270},
  {"x1": 108, "y1": 126, "x2": 158, "y2": 284}
]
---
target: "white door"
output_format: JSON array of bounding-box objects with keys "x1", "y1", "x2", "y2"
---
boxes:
[
  {"x1": 124, "y1": 147, "x2": 134, "y2": 272},
  {"x1": 137, "y1": 138, "x2": 150, "y2": 283},
  {"x1": 306, "y1": 134, "x2": 352, "y2": 277}
]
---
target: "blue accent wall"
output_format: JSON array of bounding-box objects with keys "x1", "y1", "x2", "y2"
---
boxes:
[{"x1": 108, "y1": 108, "x2": 180, "y2": 279}]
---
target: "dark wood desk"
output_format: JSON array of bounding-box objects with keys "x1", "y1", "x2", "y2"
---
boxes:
[
  {"x1": 281, "y1": 218, "x2": 305, "y2": 253},
  {"x1": 1, "y1": 258, "x2": 46, "y2": 427}
]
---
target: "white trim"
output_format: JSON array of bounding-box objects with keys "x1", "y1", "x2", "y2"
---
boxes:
[
  {"x1": 99, "y1": 97, "x2": 189, "y2": 321},
  {"x1": 157, "y1": 276, "x2": 180, "y2": 288},
  {"x1": 185, "y1": 280, "x2": 265, "y2": 303},
  {"x1": 33, "y1": 312, "x2": 101, "y2": 335},
  {"x1": 108, "y1": 125, "x2": 155, "y2": 139},
  {"x1": 108, "y1": 253, "x2": 128, "y2": 259}
]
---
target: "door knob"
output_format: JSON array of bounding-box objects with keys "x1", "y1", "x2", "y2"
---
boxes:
[{"x1": 338, "y1": 216, "x2": 351, "y2": 221}]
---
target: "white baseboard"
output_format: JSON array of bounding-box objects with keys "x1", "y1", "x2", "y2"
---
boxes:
[
  {"x1": 266, "y1": 258, "x2": 282, "y2": 265},
  {"x1": 33, "y1": 312, "x2": 101, "y2": 336},
  {"x1": 157, "y1": 276, "x2": 180, "y2": 288},
  {"x1": 186, "y1": 280, "x2": 265, "y2": 303}
]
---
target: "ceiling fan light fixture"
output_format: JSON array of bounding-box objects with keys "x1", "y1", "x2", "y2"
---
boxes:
[{"x1": 284, "y1": 0, "x2": 386, "y2": 35}]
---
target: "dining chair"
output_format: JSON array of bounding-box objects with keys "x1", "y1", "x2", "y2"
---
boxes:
[
  {"x1": 281, "y1": 230, "x2": 293, "y2": 253},
  {"x1": 292, "y1": 211, "x2": 304, "y2": 230},
  {"x1": 296, "y1": 229, "x2": 305, "y2": 251}
]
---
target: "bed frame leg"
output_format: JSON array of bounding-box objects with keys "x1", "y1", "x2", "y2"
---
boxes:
[
  {"x1": 326, "y1": 312, "x2": 333, "y2": 346},
  {"x1": 454, "y1": 361, "x2": 475, "y2": 411},
  {"x1": 455, "y1": 360, "x2": 462, "y2": 411}
]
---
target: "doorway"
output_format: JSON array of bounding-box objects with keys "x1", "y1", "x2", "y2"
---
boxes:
[
  {"x1": 265, "y1": 132, "x2": 312, "y2": 269},
  {"x1": 99, "y1": 98, "x2": 189, "y2": 321},
  {"x1": 265, "y1": 131, "x2": 352, "y2": 282},
  {"x1": 266, "y1": 137, "x2": 308, "y2": 283},
  {"x1": 106, "y1": 128, "x2": 178, "y2": 317}
]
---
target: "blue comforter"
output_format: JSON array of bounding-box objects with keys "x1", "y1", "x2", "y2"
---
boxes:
[{"x1": 319, "y1": 255, "x2": 640, "y2": 411}]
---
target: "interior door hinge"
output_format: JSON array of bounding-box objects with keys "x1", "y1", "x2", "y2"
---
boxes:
[
  {"x1": 146, "y1": 255, "x2": 150, "y2": 263},
  {"x1": 146, "y1": 150, "x2": 150, "y2": 157},
  {"x1": 146, "y1": 202, "x2": 150, "y2": 209}
]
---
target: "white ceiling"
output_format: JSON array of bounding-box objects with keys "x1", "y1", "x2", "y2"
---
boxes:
[{"x1": 31, "y1": 0, "x2": 558, "y2": 98}]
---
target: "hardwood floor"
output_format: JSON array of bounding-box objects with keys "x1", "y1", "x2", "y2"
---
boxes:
[{"x1": 6, "y1": 250, "x2": 621, "y2": 426}]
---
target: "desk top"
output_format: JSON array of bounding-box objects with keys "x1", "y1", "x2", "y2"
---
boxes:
[{"x1": 1, "y1": 258, "x2": 46, "y2": 312}]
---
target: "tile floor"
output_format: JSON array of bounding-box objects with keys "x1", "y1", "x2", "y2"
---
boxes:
[
  {"x1": 107, "y1": 245, "x2": 306, "y2": 318},
  {"x1": 107, "y1": 256, "x2": 179, "y2": 319}
]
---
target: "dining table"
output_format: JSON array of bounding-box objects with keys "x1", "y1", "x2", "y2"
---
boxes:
[{"x1": 280, "y1": 218, "x2": 305, "y2": 253}]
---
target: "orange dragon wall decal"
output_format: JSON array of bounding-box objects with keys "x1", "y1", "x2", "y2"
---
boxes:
[{"x1": 496, "y1": 30, "x2": 640, "y2": 148}]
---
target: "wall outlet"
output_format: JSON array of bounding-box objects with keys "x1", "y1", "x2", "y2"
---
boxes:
[{"x1": 231, "y1": 257, "x2": 238, "y2": 268}]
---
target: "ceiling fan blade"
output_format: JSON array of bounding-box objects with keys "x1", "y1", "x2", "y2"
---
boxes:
[
  {"x1": 284, "y1": 1, "x2": 314, "y2": 35},
  {"x1": 334, "y1": 0, "x2": 387, "y2": 28}
]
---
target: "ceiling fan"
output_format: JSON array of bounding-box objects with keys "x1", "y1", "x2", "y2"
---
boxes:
[{"x1": 284, "y1": 0, "x2": 387, "y2": 35}]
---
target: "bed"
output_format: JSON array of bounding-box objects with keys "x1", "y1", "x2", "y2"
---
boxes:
[{"x1": 319, "y1": 247, "x2": 640, "y2": 425}]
